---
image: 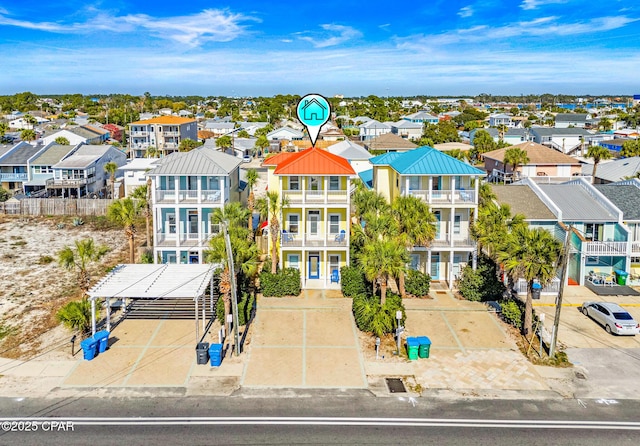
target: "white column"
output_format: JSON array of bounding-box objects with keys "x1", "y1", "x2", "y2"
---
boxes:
[
  {"x1": 91, "y1": 299, "x2": 96, "y2": 336},
  {"x1": 428, "y1": 177, "x2": 433, "y2": 202},
  {"x1": 405, "y1": 176, "x2": 410, "y2": 195},
  {"x1": 474, "y1": 176, "x2": 479, "y2": 207},
  {"x1": 451, "y1": 176, "x2": 456, "y2": 204},
  {"x1": 450, "y1": 210, "x2": 455, "y2": 248},
  {"x1": 427, "y1": 251, "x2": 432, "y2": 277},
  {"x1": 106, "y1": 297, "x2": 111, "y2": 332}
]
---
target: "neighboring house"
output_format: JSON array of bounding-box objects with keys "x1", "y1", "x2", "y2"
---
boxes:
[
  {"x1": 483, "y1": 141, "x2": 583, "y2": 183},
  {"x1": 358, "y1": 120, "x2": 392, "y2": 141},
  {"x1": 202, "y1": 121, "x2": 236, "y2": 137},
  {"x1": 402, "y1": 111, "x2": 439, "y2": 125},
  {"x1": 582, "y1": 156, "x2": 640, "y2": 184},
  {"x1": 319, "y1": 126, "x2": 345, "y2": 142},
  {"x1": 266, "y1": 126, "x2": 304, "y2": 141},
  {"x1": 208, "y1": 137, "x2": 257, "y2": 158},
  {"x1": 369, "y1": 147, "x2": 485, "y2": 288},
  {"x1": 502, "y1": 128, "x2": 531, "y2": 145},
  {"x1": 600, "y1": 139, "x2": 630, "y2": 152},
  {"x1": 40, "y1": 125, "x2": 109, "y2": 146},
  {"x1": 326, "y1": 140, "x2": 372, "y2": 173},
  {"x1": 47, "y1": 144, "x2": 127, "y2": 198},
  {"x1": 489, "y1": 113, "x2": 512, "y2": 127},
  {"x1": 364, "y1": 132, "x2": 418, "y2": 152},
  {"x1": 0, "y1": 141, "x2": 45, "y2": 192},
  {"x1": 594, "y1": 179, "x2": 640, "y2": 285},
  {"x1": 102, "y1": 123, "x2": 123, "y2": 142},
  {"x1": 554, "y1": 113, "x2": 590, "y2": 128},
  {"x1": 613, "y1": 129, "x2": 640, "y2": 139},
  {"x1": 25, "y1": 142, "x2": 77, "y2": 195},
  {"x1": 146, "y1": 147, "x2": 243, "y2": 265},
  {"x1": 118, "y1": 157, "x2": 160, "y2": 197},
  {"x1": 262, "y1": 147, "x2": 355, "y2": 288},
  {"x1": 433, "y1": 142, "x2": 474, "y2": 152},
  {"x1": 390, "y1": 120, "x2": 423, "y2": 140},
  {"x1": 240, "y1": 122, "x2": 270, "y2": 136},
  {"x1": 128, "y1": 116, "x2": 198, "y2": 158},
  {"x1": 520, "y1": 178, "x2": 628, "y2": 287},
  {"x1": 529, "y1": 127, "x2": 593, "y2": 154},
  {"x1": 9, "y1": 116, "x2": 49, "y2": 130}
]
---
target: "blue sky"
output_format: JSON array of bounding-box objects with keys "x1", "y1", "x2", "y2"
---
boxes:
[{"x1": 1, "y1": 0, "x2": 639, "y2": 96}]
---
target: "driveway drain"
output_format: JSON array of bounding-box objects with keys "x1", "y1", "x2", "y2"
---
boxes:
[{"x1": 386, "y1": 378, "x2": 406, "y2": 393}]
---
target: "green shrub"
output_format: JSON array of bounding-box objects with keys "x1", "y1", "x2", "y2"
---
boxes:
[
  {"x1": 0, "y1": 323, "x2": 16, "y2": 341},
  {"x1": 216, "y1": 292, "x2": 256, "y2": 326},
  {"x1": 37, "y1": 255, "x2": 54, "y2": 265},
  {"x1": 139, "y1": 250, "x2": 154, "y2": 264},
  {"x1": 56, "y1": 298, "x2": 94, "y2": 334},
  {"x1": 500, "y1": 299, "x2": 523, "y2": 329},
  {"x1": 457, "y1": 255, "x2": 505, "y2": 302},
  {"x1": 404, "y1": 269, "x2": 431, "y2": 297},
  {"x1": 259, "y1": 268, "x2": 301, "y2": 297},
  {"x1": 352, "y1": 292, "x2": 406, "y2": 337},
  {"x1": 340, "y1": 265, "x2": 367, "y2": 297}
]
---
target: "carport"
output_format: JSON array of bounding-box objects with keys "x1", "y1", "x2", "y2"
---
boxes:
[{"x1": 87, "y1": 264, "x2": 219, "y2": 342}]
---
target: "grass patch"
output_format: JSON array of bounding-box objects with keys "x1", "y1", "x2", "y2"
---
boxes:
[
  {"x1": 0, "y1": 323, "x2": 16, "y2": 341},
  {"x1": 37, "y1": 255, "x2": 54, "y2": 265}
]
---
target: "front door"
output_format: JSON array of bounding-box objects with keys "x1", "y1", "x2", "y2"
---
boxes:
[
  {"x1": 430, "y1": 253, "x2": 440, "y2": 279},
  {"x1": 188, "y1": 211, "x2": 198, "y2": 239},
  {"x1": 309, "y1": 254, "x2": 320, "y2": 279}
]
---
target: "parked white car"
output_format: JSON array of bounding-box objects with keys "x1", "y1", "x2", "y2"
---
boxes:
[{"x1": 581, "y1": 302, "x2": 640, "y2": 335}]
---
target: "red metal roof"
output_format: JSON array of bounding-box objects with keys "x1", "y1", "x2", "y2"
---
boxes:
[
  {"x1": 261, "y1": 152, "x2": 297, "y2": 166},
  {"x1": 273, "y1": 147, "x2": 355, "y2": 175}
]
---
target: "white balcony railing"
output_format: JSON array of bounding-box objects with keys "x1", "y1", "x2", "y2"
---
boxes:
[
  {"x1": 155, "y1": 189, "x2": 222, "y2": 203},
  {"x1": 403, "y1": 189, "x2": 476, "y2": 205},
  {"x1": 430, "y1": 237, "x2": 475, "y2": 248},
  {"x1": 515, "y1": 277, "x2": 560, "y2": 295},
  {"x1": 156, "y1": 232, "x2": 213, "y2": 247},
  {"x1": 282, "y1": 189, "x2": 349, "y2": 204},
  {"x1": 583, "y1": 241, "x2": 627, "y2": 256},
  {"x1": 280, "y1": 231, "x2": 348, "y2": 248},
  {"x1": 0, "y1": 173, "x2": 28, "y2": 181},
  {"x1": 632, "y1": 241, "x2": 640, "y2": 255}
]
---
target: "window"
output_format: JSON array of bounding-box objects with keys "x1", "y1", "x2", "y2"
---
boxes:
[
  {"x1": 409, "y1": 177, "x2": 420, "y2": 191},
  {"x1": 329, "y1": 214, "x2": 340, "y2": 234},
  {"x1": 288, "y1": 214, "x2": 299, "y2": 233},
  {"x1": 585, "y1": 223, "x2": 604, "y2": 241},
  {"x1": 167, "y1": 214, "x2": 176, "y2": 234},
  {"x1": 329, "y1": 176, "x2": 340, "y2": 190},
  {"x1": 289, "y1": 176, "x2": 299, "y2": 190},
  {"x1": 288, "y1": 254, "x2": 300, "y2": 270},
  {"x1": 432, "y1": 176, "x2": 441, "y2": 190},
  {"x1": 329, "y1": 255, "x2": 340, "y2": 274},
  {"x1": 208, "y1": 177, "x2": 219, "y2": 190},
  {"x1": 454, "y1": 215, "x2": 461, "y2": 234},
  {"x1": 309, "y1": 176, "x2": 320, "y2": 191}
]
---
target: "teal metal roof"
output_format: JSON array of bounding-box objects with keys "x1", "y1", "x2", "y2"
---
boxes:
[
  {"x1": 371, "y1": 146, "x2": 485, "y2": 176},
  {"x1": 358, "y1": 169, "x2": 373, "y2": 189}
]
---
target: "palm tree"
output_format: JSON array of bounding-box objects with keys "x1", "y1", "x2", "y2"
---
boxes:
[
  {"x1": 586, "y1": 145, "x2": 612, "y2": 184},
  {"x1": 58, "y1": 238, "x2": 110, "y2": 294},
  {"x1": 245, "y1": 168, "x2": 259, "y2": 235},
  {"x1": 498, "y1": 226, "x2": 561, "y2": 340},
  {"x1": 216, "y1": 135, "x2": 233, "y2": 153},
  {"x1": 0, "y1": 122, "x2": 9, "y2": 138},
  {"x1": 503, "y1": 147, "x2": 530, "y2": 179},
  {"x1": 20, "y1": 129, "x2": 36, "y2": 142},
  {"x1": 205, "y1": 208, "x2": 259, "y2": 327},
  {"x1": 359, "y1": 239, "x2": 409, "y2": 305},
  {"x1": 145, "y1": 146, "x2": 159, "y2": 158},
  {"x1": 620, "y1": 140, "x2": 640, "y2": 158},
  {"x1": 131, "y1": 181, "x2": 152, "y2": 248},
  {"x1": 352, "y1": 187, "x2": 389, "y2": 220},
  {"x1": 56, "y1": 298, "x2": 94, "y2": 334},
  {"x1": 391, "y1": 195, "x2": 436, "y2": 297},
  {"x1": 472, "y1": 202, "x2": 525, "y2": 261},
  {"x1": 107, "y1": 198, "x2": 142, "y2": 263},
  {"x1": 55, "y1": 136, "x2": 70, "y2": 145},
  {"x1": 103, "y1": 161, "x2": 118, "y2": 198},
  {"x1": 265, "y1": 191, "x2": 289, "y2": 273}
]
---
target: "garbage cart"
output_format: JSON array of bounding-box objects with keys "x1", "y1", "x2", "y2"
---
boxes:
[
  {"x1": 196, "y1": 342, "x2": 210, "y2": 365},
  {"x1": 532, "y1": 282, "x2": 542, "y2": 299},
  {"x1": 80, "y1": 337, "x2": 98, "y2": 361},
  {"x1": 615, "y1": 270, "x2": 628, "y2": 286},
  {"x1": 406, "y1": 337, "x2": 419, "y2": 360},
  {"x1": 417, "y1": 336, "x2": 432, "y2": 358},
  {"x1": 209, "y1": 343, "x2": 223, "y2": 367},
  {"x1": 94, "y1": 330, "x2": 110, "y2": 353}
]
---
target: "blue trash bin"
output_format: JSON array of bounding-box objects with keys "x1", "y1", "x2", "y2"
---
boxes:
[
  {"x1": 80, "y1": 337, "x2": 98, "y2": 361},
  {"x1": 94, "y1": 330, "x2": 110, "y2": 353},
  {"x1": 209, "y1": 343, "x2": 223, "y2": 367},
  {"x1": 532, "y1": 282, "x2": 542, "y2": 300}
]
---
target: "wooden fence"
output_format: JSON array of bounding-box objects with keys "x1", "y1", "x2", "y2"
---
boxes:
[{"x1": 0, "y1": 198, "x2": 115, "y2": 216}]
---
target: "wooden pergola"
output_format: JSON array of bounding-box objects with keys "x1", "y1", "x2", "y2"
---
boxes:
[{"x1": 87, "y1": 264, "x2": 219, "y2": 342}]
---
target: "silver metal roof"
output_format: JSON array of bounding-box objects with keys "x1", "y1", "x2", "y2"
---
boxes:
[
  {"x1": 146, "y1": 146, "x2": 242, "y2": 176},
  {"x1": 538, "y1": 184, "x2": 617, "y2": 222},
  {"x1": 88, "y1": 264, "x2": 218, "y2": 300}
]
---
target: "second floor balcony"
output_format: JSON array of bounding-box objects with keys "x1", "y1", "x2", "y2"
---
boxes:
[
  {"x1": 282, "y1": 189, "x2": 349, "y2": 204},
  {"x1": 280, "y1": 230, "x2": 348, "y2": 248},
  {"x1": 46, "y1": 177, "x2": 94, "y2": 188},
  {"x1": 0, "y1": 172, "x2": 28, "y2": 182},
  {"x1": 402, "y1": 188, "x2": 476, "y2": 205},
  {"x1": 632, "y1": 241, "x2": 640, "y2": 255},
  {"x1": 155, "y1": 189, "x2": 223, "y2": 204},
  {"x1": 430, "y1": 237, "x2": 475, "y2": 249},
  {"x1": 582, "y1": 240, "x2": 628, "y2": 256}
]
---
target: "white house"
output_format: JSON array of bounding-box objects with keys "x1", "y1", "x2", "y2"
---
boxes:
[
  {"x1": 391, "y1": 120, "x2": 423, "y2": 140},
  {"x1": 118, "y1": 157, "x2": 160, "y2": 197},
  {"x1": 358, "y1": 120, "x2": 391, "y2": 141}
]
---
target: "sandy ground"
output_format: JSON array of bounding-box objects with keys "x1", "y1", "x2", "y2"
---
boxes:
[{"x1": 0, "y1": 215, "x2": 128, "y2": 360}]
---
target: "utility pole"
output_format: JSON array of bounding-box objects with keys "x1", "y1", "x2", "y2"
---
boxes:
[
  {"x1": 221, "y1": 221, "x2": 241, "y2": 356},
  {"x1": 549, "y1": 224, "x2": 572, "y2": 357}
]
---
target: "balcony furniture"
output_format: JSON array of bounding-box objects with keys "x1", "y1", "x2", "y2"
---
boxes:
[
  {"x1": 603, "y1": 275, "x2": 615, "y2": 287},
  {"x1": 334, "y1": 229, "x2": 346, "y2": 243},
  {"x1": 282, "y1": 230, "x2": 294, "y2": 243},
  {"x1": 330, "y1": 269, "x2": 340, "y2": 284}
]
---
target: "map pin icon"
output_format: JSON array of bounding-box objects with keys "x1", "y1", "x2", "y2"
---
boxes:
[{"x1": 296, "y1": 94, "x2": 331, "y2": 148}]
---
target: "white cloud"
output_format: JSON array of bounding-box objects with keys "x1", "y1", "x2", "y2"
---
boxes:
[
  {"x1": 298, "y1": 24, "x2": 362, "y2": 48},
  {"x1": 458, "y1": 6, "x2": 474, "y2": 18},
  {"x1": 0, "y1": 8, "x2": 258, "y2": 47},
  {"x1": 520, "y1": 0, "x2": 568, "y2": 10},
  {"x1": 396, "y1": 15, "x2": 639, "y2": 49}
]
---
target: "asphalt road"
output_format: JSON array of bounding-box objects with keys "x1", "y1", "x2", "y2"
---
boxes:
[{"x1": 1, "y1": 394, "x2": 640, "y2": 445}]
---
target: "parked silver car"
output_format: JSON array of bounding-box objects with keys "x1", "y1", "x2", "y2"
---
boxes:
[{"x1": 581, "y1": 301, "x2": 640, "y2": 335}]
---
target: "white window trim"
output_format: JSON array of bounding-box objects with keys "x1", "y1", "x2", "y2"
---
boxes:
[{"x1": 328, "y1": 213, "x2": 340, "y2": 234}]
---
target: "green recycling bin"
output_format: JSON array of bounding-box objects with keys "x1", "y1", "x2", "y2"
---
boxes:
[
  {"x1": 615, "y1": 270, "x2": 628, "y2": 285},
  {"x1": 406, "y1": 337, "x2": 419, "y2": 360},
  {"x1": 417, "y1": 336, "x2": 431, "y2": 358}
]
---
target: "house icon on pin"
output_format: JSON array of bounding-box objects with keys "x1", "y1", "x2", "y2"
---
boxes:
[{"x1": 302, "y1": 98, "x2": 327, "y2": 121}]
